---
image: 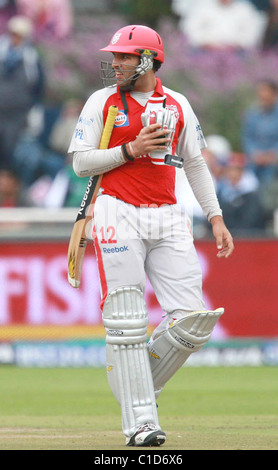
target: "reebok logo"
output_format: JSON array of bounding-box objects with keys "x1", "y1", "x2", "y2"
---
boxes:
[
  {"x1": 77, "y1": 178, "x2": 93, "y2": 216},
  {"x1": 103, "y1": 245, "x2": 129, "y2": 254}
]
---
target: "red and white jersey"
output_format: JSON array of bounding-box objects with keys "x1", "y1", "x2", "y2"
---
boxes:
[{"x1": 68, "y1": 78, "x2": 206, "y2": 207}]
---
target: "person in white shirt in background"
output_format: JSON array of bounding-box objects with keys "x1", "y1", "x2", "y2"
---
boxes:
[{"x1": 173, "y1": 0, "x2": 267, "y2": 51}]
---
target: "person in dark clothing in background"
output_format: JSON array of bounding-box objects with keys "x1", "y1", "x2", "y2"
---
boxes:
[
  {"x1": 0, "y1": 15, "x2": 44, "y2": 170},
  {"x1": 262, "y1": 0, "x2": 278, "y2": 49}
]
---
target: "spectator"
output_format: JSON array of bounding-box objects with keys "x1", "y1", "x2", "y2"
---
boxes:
[
  {"x1": 12, "y1": 99, "x2": 79, "y2": 188},
  {"x1": 202, "y1": 135, "x2": 232, "y2": 191},
  {"x1": 0, "y1": 15, "x2": 44, "y2": 171},
  {"x1": 38, "y1": 99, "x2": 88, "y2": 208},
  {"x1": 0, "y1": 167, "x2": 32, "y2": 207},
  {"x1": 47, "y1": 99, "x2": 84, "y2": 156},
  {"x1": 19, "y1": 99, "x2": 86, "y2": 208},
  {"x1": 262, "y1": 0, "x2": 278, "y2": 49},
  {"x1": 248, "y1": 0, "x2": 271, "y2": 11},
  {"x1": 217, "y1": 153, "x2": 267, "y2": 234},
  {"x1": 0, "y1": 167, "x2": 33, "y2": 235},
  {"x1": 182, "y1": 0, "x2": 266, "y2": 51},
  {"x1": 38, "y1": 156, "x2": 91, "y2": 208},
  {"x1": 0, "y1": 1, "x2": 17, "y2": 24},
  {"x1": 17, "y1": 0, "x2": 73, "y2": 39},
  {"x1": 241, "y1": 79, "x2": 278, "y2": 183},
  {"x1": 172, "y1": 0, "x2": 205, "y2": 18},
  {"x1": 259, "y1": 167, "x2": 278, "y2": 228}
]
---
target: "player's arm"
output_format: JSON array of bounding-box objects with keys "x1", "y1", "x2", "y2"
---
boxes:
[
  {"x1": 72, "y1": 147, "x2": 126, "y2": 177},
  {"x1": 68, "y1": 91, "x2": 127, "y2": 177},
  {"x1": 184, "y1": 155, "x2": 222, "y2": 221},
  {"x1": 72, "y1": 122, "x2": 170, "y2": 177},
  {"x1": 175, "y1": 97, "x2": 234, "y2": 258}
]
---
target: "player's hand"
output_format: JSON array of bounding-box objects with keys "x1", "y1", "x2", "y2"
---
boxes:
[
  {"x1": 130, "y1": 123, "x2": 171, "y2": 157},
  {"x1": 210, "y1": 216, "x2": 234, "y2": 258}
]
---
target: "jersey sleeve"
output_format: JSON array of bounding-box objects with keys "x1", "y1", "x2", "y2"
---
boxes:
[
  {"x1": 175, "y1": 95, "x2": 207, "y2": 160},
  {"x1": 68, "y1": 89, "x2": 106, "y2": 154}
]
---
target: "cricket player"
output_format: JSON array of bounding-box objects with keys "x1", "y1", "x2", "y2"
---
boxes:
[{"x1": 68, "y1": 25, "x2": 234, "y2": 447}]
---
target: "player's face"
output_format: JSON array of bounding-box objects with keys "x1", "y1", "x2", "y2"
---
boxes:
[{"x1": 112, "y1": 52, "x2": 140, "y2": 87}]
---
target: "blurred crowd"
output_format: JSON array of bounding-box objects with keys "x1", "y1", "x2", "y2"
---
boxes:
[
  {"x1": 172, "y1": 0, "x2": 278, "y2": 51},
  {"x1": 186, "y1": 79, "x2": 278, "y2": 238},
  {"x1": 0, "y1": 0, "x2": 277, "y2": 238},
  {"x1": 0, "y1": 1, "x2": 88, "y2": 211}
]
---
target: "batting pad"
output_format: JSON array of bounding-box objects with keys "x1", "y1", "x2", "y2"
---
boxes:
[
  {"x1": 102, "y1": 286, "x2": 160, "y2": 438},
  {"x1": 148, "y1": 308, "x2": 224, "y2": 397}
]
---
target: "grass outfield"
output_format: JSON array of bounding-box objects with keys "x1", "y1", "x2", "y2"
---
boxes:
[{"x1": 0, "y1": 366, "x2": 277, "y2": 450}]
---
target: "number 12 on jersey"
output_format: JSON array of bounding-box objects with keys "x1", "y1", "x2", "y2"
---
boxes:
[{"x1": 99, "y1": 226, "x2": 117, "y2": 244}]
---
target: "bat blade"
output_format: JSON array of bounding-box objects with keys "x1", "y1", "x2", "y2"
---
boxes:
[{"x1": 68, "y1": 221, "x2": 87, "y2": 288}]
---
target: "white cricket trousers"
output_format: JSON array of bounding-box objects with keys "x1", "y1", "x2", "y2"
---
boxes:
[{"x1": 92, "y1": 194, "x2": 205, "y2": 314}]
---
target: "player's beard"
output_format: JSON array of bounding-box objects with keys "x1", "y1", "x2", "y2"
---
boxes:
[{"x1": 100, "y1": 61, "x2": 139, "y2": 90}]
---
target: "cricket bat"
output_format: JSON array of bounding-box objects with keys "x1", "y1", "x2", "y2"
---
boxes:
[{"x1": 67, "y1": 105, "x2": 119, "y2": 288}]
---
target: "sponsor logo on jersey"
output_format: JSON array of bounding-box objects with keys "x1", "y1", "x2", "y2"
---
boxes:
[
  {"x1": 78, "y1": 116, "x2": 94, "y2": 126},
  {"x1": 196, "y1": 123, "x2": 205, "y2": 142},
  {"x1": 114, "y1": 110, "x2": 129, "y2": 127},
  {"x1": 74, "y1": 128, "x2": 84, "y2": 140}
]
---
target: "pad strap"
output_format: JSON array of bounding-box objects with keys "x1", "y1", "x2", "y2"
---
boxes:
[{"x1": 148, "y1": 308, "x2": 224, "y2": 398}]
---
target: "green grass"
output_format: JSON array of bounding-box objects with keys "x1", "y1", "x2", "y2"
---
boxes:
[{"x1": 0, "y1": 366, "x2": 277, "y2": 450}]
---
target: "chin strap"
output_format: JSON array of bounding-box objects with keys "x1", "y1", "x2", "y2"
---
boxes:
[{"x1": 120, "y1": 87, "x2": 129, "y2": 114}]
